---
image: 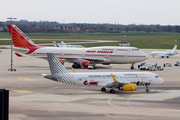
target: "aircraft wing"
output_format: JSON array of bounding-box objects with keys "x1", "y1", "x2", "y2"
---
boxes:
[
  {"x1": 105, "y1": 74, "x2": 130, "y2": 88},
  {"x1": 60, "y1": 57, "x2": 110, "y2": 63},
  {"x1": 36, "y1": 56, "x2": 109, "y2": 63}
]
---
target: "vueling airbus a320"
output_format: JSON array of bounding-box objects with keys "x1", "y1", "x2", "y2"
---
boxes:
[
  {"x1": 7, "y1": 24, "x2": 148, "y2": 69},
  {"x1": 43, "y1": 53, "x2": 163, "y2": 93}
]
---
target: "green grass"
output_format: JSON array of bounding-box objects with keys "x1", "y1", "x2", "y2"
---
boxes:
[{"x1": 0, "y1": 32, "x2": 180, "y2": 49}]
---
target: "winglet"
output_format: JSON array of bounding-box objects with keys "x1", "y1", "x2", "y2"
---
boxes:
[
  {"x1": 71, "y1": 67, "x2": 76, "y2": 73},
  {"x1": 111, "y1": 74, "x2": 117, "y2": 82}
]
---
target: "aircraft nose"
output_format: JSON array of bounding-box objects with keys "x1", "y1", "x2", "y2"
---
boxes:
[
  {"x1": 159, "y1": 77, "x2": 164, "y2": 84},
  {"x1": 143, "y1": 52, "x2": 149, "y2": 60}
]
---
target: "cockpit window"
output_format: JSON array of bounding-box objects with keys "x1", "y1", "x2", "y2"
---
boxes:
[
  {"x1": 155, "y1": 76, "x2": 159, "y2": 78},
  {"x1": 132, "y1": 49, "x2": 139, "y2": 51}
]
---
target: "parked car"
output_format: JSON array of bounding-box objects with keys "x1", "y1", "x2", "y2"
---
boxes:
[
  {"x1": 88, "y1": 63, "x2": 96, "y2": 69},
  {"x1": 174, "y1": 61, "x2": 180, "y2": 66}
]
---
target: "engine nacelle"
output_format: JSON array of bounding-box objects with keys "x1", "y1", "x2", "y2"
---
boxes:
[
  {"x1": 58, "y1": 59, "x2": 64, "y2": 65},
  {"x1": 82, "y1": 60, "x2": 91, "y2": 67},
  {"x1": 118, "y1": 84, "x2": 136, "y2": 91}
]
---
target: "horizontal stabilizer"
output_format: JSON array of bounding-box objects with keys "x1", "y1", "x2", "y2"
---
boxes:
[{"x1": 15, "y1": 53, "x2": 23, "y2": 57}]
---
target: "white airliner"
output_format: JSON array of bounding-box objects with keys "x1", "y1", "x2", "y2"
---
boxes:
[
  {"x1": 53, "y1": 41, "x2": 84, "y2": 48},
  {"x1": 7, "y1": 24, "x2": 148, "y2": 69},
  {"x1": 43, "y1": 53, "x2": 163, "y2": 93},
  {"x1": 150, "y1": 45, "x2": 177, "y2": 58}
]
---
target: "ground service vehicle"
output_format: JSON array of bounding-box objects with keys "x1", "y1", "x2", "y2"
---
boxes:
[
  {"x1": 138, "y1": 62, "x2": 146, "y2": 68},
  {"x1": 174, "y1": 61, "x2": 180, "y2": 66},
  {"x1": 140, "y1": 63, "x2": 157, "y2": 70}
]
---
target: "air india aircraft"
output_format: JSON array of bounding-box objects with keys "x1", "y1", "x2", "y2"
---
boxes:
[
  {"x1": 43, "y1": 53, "x2": 163, "y2": 93},
  {"x1": 7, "y1": 24, "x2": 149, "y2": 69}
]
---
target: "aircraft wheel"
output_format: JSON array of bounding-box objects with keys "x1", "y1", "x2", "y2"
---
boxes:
[
  {"x1": 110, "y1": 89, "x2": 115, "y2": 94},
  {"x1": 101, "y1": 87, "x2": 106, "y2": 92},
  {"x1": 72, "y1": 64, "x2": 75, "y2": 68},
  {"x1": 146, "y1": 89, "x2": 150, "y2": 92},
  {"x1": 167, "y1": 56, "x2": 169, "y2": 58}
]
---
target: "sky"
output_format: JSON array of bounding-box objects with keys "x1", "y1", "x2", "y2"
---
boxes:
[{"x1": 1, "y1": 0, "x2": 180, "y2": 25}]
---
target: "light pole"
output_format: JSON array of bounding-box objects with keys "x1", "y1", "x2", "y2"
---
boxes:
[{"x1": 7, "y1": 17, "x2": 17, "y2": 71}]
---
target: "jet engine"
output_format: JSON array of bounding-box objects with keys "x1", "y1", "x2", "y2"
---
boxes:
[
  {"x1": 82, "y1": 60, "x2": 91, "y2": 67},
  {"x1": 118, "y1": 84, "x2": 136, "y2": 91},
  {"x1": 58, "y1": 59, "x2": 64, "y2": 65}
]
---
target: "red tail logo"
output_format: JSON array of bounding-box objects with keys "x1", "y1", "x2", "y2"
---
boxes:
[{"x1": 7, "y1": 25, "x2": 42, "y2": 54}]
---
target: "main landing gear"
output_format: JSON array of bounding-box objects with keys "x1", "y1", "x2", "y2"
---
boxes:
[
  {"x1": 101, "y1": 87, "x2": 106, "y2": 92},
  {"x1": 110, "y1": 89, "x2": 115, "y2": 94},
  {"x1": 101, "y1": 87, "x2": 115, "y2": 94},
  {"x1": 162, "y1": 56, "x2": 169, "y2": 58},
  {"x1": 130, "y1": 63, "x2": 135, "y2": 70},
  {"x1": 72, "y1": 63, "x2": 81, "y2": 68}
]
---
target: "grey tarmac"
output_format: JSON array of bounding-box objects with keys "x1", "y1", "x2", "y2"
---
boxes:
[{"x1": 0, "y1": 49, "x2": 180, "y2": 120}]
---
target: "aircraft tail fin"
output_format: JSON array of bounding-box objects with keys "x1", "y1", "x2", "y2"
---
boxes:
[
  {"x1": 7, "y1": 24, "x2": 37, "y2": 48},
  {"x1": 46, "y1": 53, "x2": 70, "y2": 75},
  {"x1": 171, "y1": 45, "x2": 177, "y2": 54},
  {"x1": 45, "y1": 53, "x2": 79, "y2": 85},
  {"x1": 53, "y1": 41, "x2": 60, "y2": 47},
  {"x1": 61, "y1": 41, "x2": 66, "y2": 45}
]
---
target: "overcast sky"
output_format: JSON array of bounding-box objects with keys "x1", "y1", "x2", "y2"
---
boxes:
[{"x1": 1, "y1": 0, "x2": 180, "y2": 25}]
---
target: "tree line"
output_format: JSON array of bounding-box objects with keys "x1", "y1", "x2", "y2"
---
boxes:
[{"x1": 0, "y1": 19, "x2": 180, "y2": 33}]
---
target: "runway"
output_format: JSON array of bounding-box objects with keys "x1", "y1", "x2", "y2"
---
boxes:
[{"x1": 0, "y1": 49, "x2": 180, "y2": 120}]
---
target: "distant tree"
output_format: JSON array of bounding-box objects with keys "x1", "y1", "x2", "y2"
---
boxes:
[
  {"x1": 116, "y1": 27, "x2": 121, "y2": 31},
  {"x1": 137, "y1": 26, "x2": 142, "y2": 32},
  {"x1": 125, "y1": 26, "x2": 129, "y2": 32},
  {"x1": 109, "y1": 27, "x2": 113, "y2": 31},
  {"x1": 30, "y1": 24, "x2": 36, "y2": 28},
  {"x1": 175, "y1": 25, "x2": 180, "y2": 33},
  {"x1": 152, "y1": 27, "x2": 158, "y2": 32},
  {"x1": 167, "y1": 25, "x2": 172, "y2": 33}
]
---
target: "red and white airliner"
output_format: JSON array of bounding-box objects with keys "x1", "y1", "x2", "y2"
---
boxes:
[{"x1": 7, "y1": 24, "x2": 149, "y2": 69}]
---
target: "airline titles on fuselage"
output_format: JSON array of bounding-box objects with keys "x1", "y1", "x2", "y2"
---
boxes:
[
  {"x1": 86, "y1": 50, "x2": 113, "y2": 53},
  {"x1": 78, "y1": 73, "x2": 147, "y2": 86}
]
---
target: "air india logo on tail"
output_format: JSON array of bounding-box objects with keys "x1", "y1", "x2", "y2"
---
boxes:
[
  {"x1": 7, "y1": 25, "x2": 43, "y2": 54},
  {"x1": 7, "y1": 25, "x2": 36, "y2": 48}
]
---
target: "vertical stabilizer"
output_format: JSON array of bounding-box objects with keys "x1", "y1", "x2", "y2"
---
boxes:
[
  {"x1": 46, "y1": 53, "x2": 80, "y2": 85},
  {"x1": 61, "y1": 41, "x2": 66, "y2": 45},
  {"x1": 7, "y1": 24, "x2": 37, "y2": 48},
  {"x1": 47, "y1": 53, "x2": 69, "y2": 75},
  {"x1": 171, "y1": 45, "x2": 177, "y2": 54},
  {"x1": 53, "y1": 41, "x2": 60, "y2": 47}
]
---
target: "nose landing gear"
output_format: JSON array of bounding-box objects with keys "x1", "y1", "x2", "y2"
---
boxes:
[{"x1": 145, "y1": 84, "x2": 150, "y2": 92}]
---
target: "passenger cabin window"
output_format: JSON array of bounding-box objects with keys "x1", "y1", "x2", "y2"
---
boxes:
[{"x1": 155, "y1": 76, "x2": 159, "y2": 78}]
